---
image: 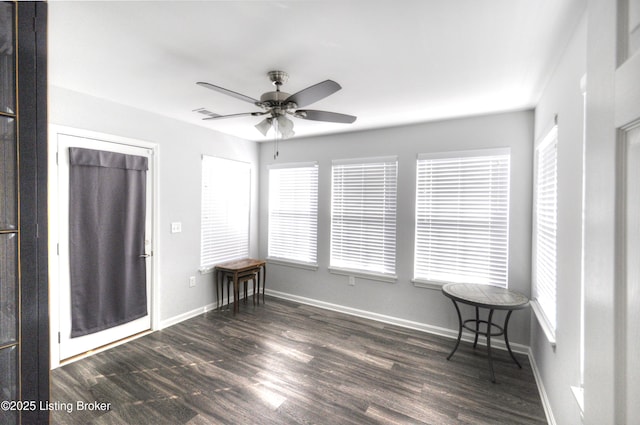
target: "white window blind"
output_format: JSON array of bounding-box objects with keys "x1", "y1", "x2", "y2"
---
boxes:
[
  {"x1": 414, "y1": 149, "x2": 511, "y2": 287},
  {"x1": 330, "y1": 156, "x2": 398, "y2": 277},
  {"x1": 200, "y1": 156, "x2": 251, "y2": 271},
  {"x1": 268, "y1": 163, "x2": 318, "y2": 265},
  {"x1": 533, "y1": 126, "x2": 558, "y2": 330}
]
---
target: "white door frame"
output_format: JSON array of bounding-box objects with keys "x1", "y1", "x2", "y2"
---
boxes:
[
  {"x1": 584, "y1": 0, "x2": 640, "y2": 423},
  {"x1": 48, "y1": 124, "x2": 160, "y2": 369},
  {"x1": 614, "y1": 4, "x2": 640, "y2": 424}
]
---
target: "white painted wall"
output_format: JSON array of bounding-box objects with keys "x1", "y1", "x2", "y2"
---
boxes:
[
  {"x1": 531, "y1": 10, "x2": 586, "y2": 425},
  {"x1": 583, "y1": 0, "x2": 624, "y2": 422},
  {"x1": 49, "y1": 86, "x2": 260, "y2": 324},
  {"x1": 258, "y1": 111, "x2": 534, "y2": 346}
]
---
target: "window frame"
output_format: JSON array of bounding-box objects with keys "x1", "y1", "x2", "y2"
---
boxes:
[
  {"x1": 267, "y1": 162, "x2": 319, "y2": 269},
  {"x1": 329, "y1": 156, "x2": 398, "y2": 281},
  {"x1": 412, "y1": 148, "x2": 511, "y2": 289},
  {"x1": 199, "y1": 155, "x2": 251, "y2": 272},
  {"x1": 531, "y1": 125, "x2": 558, "y2": 344}
]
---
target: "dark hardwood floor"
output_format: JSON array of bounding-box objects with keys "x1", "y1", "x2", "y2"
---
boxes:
[{"x1": 51, "y1": 296, "x2": 547, "y2": 424}]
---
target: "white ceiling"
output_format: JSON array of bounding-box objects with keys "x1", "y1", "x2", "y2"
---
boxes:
[{"x1": 48, "y1": 0, "x2": 586, "y2": 142}]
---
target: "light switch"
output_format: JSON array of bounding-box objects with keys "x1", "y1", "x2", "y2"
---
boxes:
[{"x1": 171, "y1": 222, "x2": 182, "y2": 233}]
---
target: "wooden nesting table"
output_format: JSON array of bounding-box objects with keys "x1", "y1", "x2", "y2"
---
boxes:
[{"x1": 214, "y1": 258, "x2": 266, "y2": 313}]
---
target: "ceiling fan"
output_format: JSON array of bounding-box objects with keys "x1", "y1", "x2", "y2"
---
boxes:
[{"x1": 196, "y1": 70, "x2": 357, "y2": 139}]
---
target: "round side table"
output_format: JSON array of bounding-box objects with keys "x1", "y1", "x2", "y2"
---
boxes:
[{"x1": 442, "y1": 282, "x2": 529, "y2": 383}]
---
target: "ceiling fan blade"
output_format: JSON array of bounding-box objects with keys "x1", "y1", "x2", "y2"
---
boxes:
[
  {"x1": 296, "y1": 109, "x2": 357, "y2": 124},
  {"x1": 196, "y1": 82, "x2": 259, "y2": 104},
  {"x1": 285, "y1": 80, "x2": 341, "y2": 108},
  {"x1": 203, "y1": 112, "x2": 264, "y2": 121}
]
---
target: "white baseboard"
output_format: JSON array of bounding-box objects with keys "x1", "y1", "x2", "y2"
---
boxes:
[
  {"x1": 528, "y1": 347, "x2": 557, "y2": 425},
  {"x1": 158, "y1": 289, "x2": 258, "y2": 329},
  {"x1": 266, "y1": 289, "x2": 530, "y2": 355},
  {"x1": 159, "y1": 302, "x2": 218, "y2": 329}
]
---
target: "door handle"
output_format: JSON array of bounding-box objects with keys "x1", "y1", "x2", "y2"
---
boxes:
[{"x1": 139, "y1": 253, "x2": 151, "y2": 258}]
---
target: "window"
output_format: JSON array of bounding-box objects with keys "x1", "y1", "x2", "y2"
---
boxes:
[
  {"x1": 268, "y1": 163, "x2": 318, "y2": 266},
  {"x1": 532, "y1": 126, "x2": 558, "y2": 336},
  {"x1": 414, "y1": 149, "x2": 510, "y2": 288},
  {"x1": 330, "y1": 156, "x2": 398, "y2": 279},
  {"x1": 200, "y1": 156, "x2": 251, "y2": 271}
]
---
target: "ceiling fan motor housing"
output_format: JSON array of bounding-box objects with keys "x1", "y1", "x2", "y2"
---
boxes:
[
  {"x1": 259, "y1": 90, "x2": 291, "y2": 104},
  {"x1": 259, "y1": 90, "x2": 297, "y2": 113}
]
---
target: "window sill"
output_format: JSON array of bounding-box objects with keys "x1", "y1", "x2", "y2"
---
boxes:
[
  {"x1": 531, "y1": 299, "x2": 557, "y2": 348},
  {"x1": 266, "y1": 257, "x2": 318, "y2": 271},
  {"x1": 328, "y1": 267, "x2": 397, "y2": 283},
  {"x1": 411, "y1": 279, "x2": 444, "y2": 290},
  {"x1": 571, "y1": 386, "x2": 584, "y2": 416}
]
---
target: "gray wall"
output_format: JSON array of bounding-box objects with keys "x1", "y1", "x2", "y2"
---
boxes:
[
  {"x1": 531, "y1": 10, "x2": 586, "y2": 425},
  {"x1": 49, "y1": 86, "x2": 261, "y2": 324},
  {"x1": 258, "y1": 110, "x2": 534, "y2": 346}
]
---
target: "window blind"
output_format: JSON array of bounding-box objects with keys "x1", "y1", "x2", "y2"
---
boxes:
[
  {"x1": 414, "y1": 149, "x2": 510, "y2": 287},
  {"x1": 330, "y1": 156, "x2": 398, "y2": 276},
  {"x1": 268, "y1": 163, "x2": 318, "y2": 265},
  {"x1": 533, "y1": 127, "x2": 558, "y2": 330},
  {"x1": 200, "y1": 156, "x2": 251, "y2": 270}
]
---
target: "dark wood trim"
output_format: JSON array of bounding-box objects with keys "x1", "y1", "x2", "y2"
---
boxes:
[{"x1": 17, "y1": 2, "x2": 49, "y2": 424}]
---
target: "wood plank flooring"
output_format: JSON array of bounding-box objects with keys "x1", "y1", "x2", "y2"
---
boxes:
[{"x1": 51, "y1": 296, "x2": 547, "y2": 424}]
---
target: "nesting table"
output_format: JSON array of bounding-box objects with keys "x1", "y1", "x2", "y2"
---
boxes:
[
  {"x1": 214, "y1": 258, "x2": 266, "y2": 313},
  {"x1": 441, "y1": 282, "x2": 529, "y2": 382}
]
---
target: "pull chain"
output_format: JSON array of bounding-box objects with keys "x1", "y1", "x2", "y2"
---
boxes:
[{"x1": 273, "y1": 117, "x2": 279, "y2": 159}]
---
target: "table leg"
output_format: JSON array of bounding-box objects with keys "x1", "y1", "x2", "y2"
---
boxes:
[
  {"x1": 447, "y1": 299, "x2": 463, "y2": 361},
  {"x1": 255, "y1": 268, "x2": 261, "y2": 305},
  {"x1": 487, "y1": 308, "x2": 496, "y2": 383},
  {"x1": 262, "y1": 264, "x2": 266, "y2": 303},
  {"x1": 215, "y1": 270, "x2": 220, "y2": 310},
  {"x1": 234, "y1": 271, "x2": 239, "y2": 313},
  {"x1": 226, "y1": 272, "x2": 231, "y2": 310},
  {"x1": 503, "y1": 310, "x2": 522, "y2": 368},
  {"x1": 243, "y1": 274, "x2": 248, "y2": 303},
  {"x1": 253, "y1": 268, "x2": 260, "y2": 305},
  {"x1": 252, "y1": 273, "x2": 257, "y2": 305},
  {"x1": 220, "y1": 270, "x2": 228, "y2": 310},
  {"x1": 222, "y1": 271, "x2": 227, "y2": 310},
  {"x1": 473, "y1": 307, "x2": 480, "y2": 348}
]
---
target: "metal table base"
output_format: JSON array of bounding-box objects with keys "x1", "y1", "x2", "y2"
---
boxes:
[
  {"x1": 441, "y1": 283, "x2": 529, "y2": 383},
  {"x1": 446, "y1": 300, "x2": 522, "y2": 383}
]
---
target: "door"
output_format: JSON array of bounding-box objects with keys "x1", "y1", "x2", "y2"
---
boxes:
[
  {"x1": 53, "y1": 130, "x2": 154, "y2": 361},
  {"x1": 1, "y1": 2, "x2": 49, "y2": 424},
  {"x1": 622, "y1": 126, "x2": 640, "y2": 423},
  {"x1": 616, "y1": 0, "x2": 640, "y2": 422},
  {"x1": 0, "y1": 5, "x2": 19, "y2": 424}
]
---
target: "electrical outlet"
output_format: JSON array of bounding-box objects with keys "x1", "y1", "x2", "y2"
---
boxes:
[
  {"x1": 348, "y1": 276, "x2": 356, "y2": 286},
  {"x1": 189, "y1": 276, "x2": 196, "y2": 287},
  {"x1": 171, "y1": 222, "x2": 182, "y2": 233}
]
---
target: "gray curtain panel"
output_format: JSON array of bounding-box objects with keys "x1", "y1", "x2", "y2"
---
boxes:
[{"x1": 69, "y1": 147, "x2": 148, "y2": 338}]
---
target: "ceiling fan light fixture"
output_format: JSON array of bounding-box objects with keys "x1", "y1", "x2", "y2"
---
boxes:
[
  {"x1": 276, "y1": 115, "x2": 295, "y2": 139},
  {"x1": 255, "y1": 117, "x2": 273, "y2": 136}
]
